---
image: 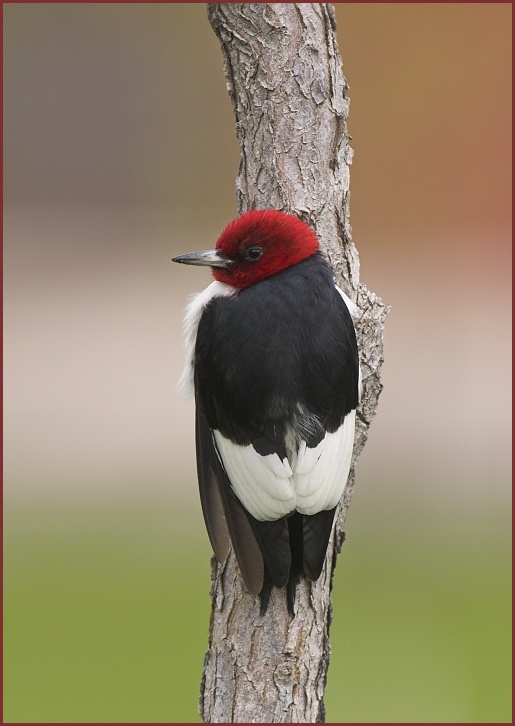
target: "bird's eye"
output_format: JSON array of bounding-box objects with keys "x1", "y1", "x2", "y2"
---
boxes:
[{"x1": 245, "y1": 246, "x2": 263, "y2": 261}]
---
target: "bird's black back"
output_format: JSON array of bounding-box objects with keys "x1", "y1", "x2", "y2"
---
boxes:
[{"x1": 195, "y1": 252, "x2": 359, "y2": 441}]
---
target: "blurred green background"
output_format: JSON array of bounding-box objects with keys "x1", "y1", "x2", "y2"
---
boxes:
[{"x1": 3, "y1": 3, "x2": 511, "y2": 723}]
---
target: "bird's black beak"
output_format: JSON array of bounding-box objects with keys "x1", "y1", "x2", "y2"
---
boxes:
[{"x1": 172, "y1": 249, "x2": 233, "y2": 269}]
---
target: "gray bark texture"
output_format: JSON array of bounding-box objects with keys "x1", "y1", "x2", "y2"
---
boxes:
[{"x1": 200, "y1": 4, "x2": 388, "y2": 722}]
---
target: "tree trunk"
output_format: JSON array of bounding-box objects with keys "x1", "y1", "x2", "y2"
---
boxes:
[{"x1": 200, "y1": 4, "x2": 388, "y2": 722}]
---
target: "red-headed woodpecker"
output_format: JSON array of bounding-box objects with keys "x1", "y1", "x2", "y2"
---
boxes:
[{"x1": 173, "y1": 210, "x2": 360, "y2": 613}]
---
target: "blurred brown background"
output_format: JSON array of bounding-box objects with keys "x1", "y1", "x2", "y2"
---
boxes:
[{"x1": 4, "y1": 3, "x2": 511, "y2": 723}]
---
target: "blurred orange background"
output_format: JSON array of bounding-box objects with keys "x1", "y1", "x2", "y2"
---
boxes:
[{"x1": 4, "y1": 4, "x2": 511, "y2": 723}]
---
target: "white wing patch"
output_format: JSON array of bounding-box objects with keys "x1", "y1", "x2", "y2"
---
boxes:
[
  {"x1": 178, "y1": 280, "x2": 237, "y2": 398},
  {"x1": 213, "y1": 410, "x2": 356, "y2": 522},
  {"x1": 213, "y1": 431, "x2": 296, "y2": 521},
  {"x1": 294, "y1": 410, "x2": 356, "y2": 514}
]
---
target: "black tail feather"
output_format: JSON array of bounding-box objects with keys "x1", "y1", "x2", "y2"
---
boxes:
[
  {"x1": 256, "y1": 509, "x2": 339, "y2": 615},
  {"x1": 286, "y1": 514, "x2": 304, "y2": 615},
  {"x1": 259, "y1": 571, "x2": 274, "y2": 615}
]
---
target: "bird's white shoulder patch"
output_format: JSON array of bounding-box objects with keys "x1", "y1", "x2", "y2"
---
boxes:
[
  {"x1": 336, "y1": 285, "x2": 360, "y2": 320},
  {"x1": 294, "y1": 410, "x2": 356, "y2": 515},
  {"x1": 336, "y1": 285, "x2": 363, "y2": 402},
  {"x1": 178, "y1": 280, "x2": 237, "y2": 398}
]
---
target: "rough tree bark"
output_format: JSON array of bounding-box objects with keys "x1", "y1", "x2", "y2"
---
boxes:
[{"x1": 200, "y1": 4, "x2": 388, "y2": 723}]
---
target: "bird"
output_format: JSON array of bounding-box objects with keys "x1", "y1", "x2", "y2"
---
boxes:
[{"x1": 173, "y1": 209, "x2": 360, "y2": 614}]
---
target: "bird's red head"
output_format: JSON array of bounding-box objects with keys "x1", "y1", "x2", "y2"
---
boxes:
[{"x1": 213, "y1": 210, "x2": 319, "y2": 289}]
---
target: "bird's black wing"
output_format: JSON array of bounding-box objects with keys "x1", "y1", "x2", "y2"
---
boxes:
[
  {"x1": 302, "y1": 507, "x2": 337, "y2": 580},
  {"x1": 195, "y1": 396, "x2": 266, "y2": 596}
]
